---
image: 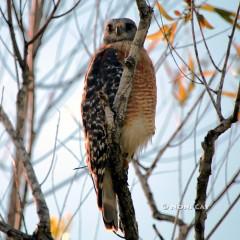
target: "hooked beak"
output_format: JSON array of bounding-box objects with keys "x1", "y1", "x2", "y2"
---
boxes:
[{"x1": 116, "y1": 25, "x2": 122, "y2": 36}]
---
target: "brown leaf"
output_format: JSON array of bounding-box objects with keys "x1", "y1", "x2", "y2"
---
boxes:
[
  {"x1": 174, "y1": 74, "x2": 188, "y2": 105},
  {"x1": 168, "y1": 22, "x2": 178, "y2": 44},
  {"x1": 184, "y1": 12, "x2": 192, "y2": 22},
  {"x1": 147, "y1": 30, "x2": 164, "y2": 41},
  {"x1": 201, "y1": 70, "x2": 216, "y2": 77},
  {"x1": 156, "y1": 2, "x2": 174, "y2": 21},
  {"x1": 147, "y1": 24, "x2": 171, "y2": 41},
  {"x1": 174, "y1": 10, "x2": 181, "y2": 16},
  {"x1": 222, "y1": 91, "x2": 237, "y2": 98},
  {"x1": 200, "y1": 3, "x2": 240, "y2": 29},
  {"x1": 197, "y1": 13, "x2": 214, "y2": 29}
]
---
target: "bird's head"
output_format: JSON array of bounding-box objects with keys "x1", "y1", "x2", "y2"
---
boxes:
[{"x1": 103, "y1": 18, "x2": 137, "y2": 44}]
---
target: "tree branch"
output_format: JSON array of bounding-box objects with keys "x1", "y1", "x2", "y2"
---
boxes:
[
  {"x1": 194, "y1": 80, "x2": 240, "y2": 240},
  {"x1": 27, "y1": 0, "x2": 60, "y2": 46},
  {"x1": 216, "y1": 2, "x2": 240, "y2": 115},
  {"x1": 0, "y1": 221, "x2": 31, "y2": 240},
  {"x1": 133, "y1": 161, "x2": 186, "y2": 227},
  {"x1": 109, "y1": 1, "x2": 153, "y2": 239},
  {"x1": 145, "y1": 69, "x2": 218, "y2": 177},
  {"x1": 191, "y1": 0, "x2": 223, "y2": 121},
  {"x1": 7, "y1": 0, "x2": 25, "y2": 69},
  {"x1": 205, "y1": 192, "x2": 240, "y2": 240},
  {"x1": 52, "y1": 0, "x2": 81, "y2": 19},
  {"x1": 0, "y1": 106, "x2": 52, "y2": 239}
]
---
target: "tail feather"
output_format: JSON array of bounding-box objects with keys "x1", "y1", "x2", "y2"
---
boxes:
[{"x1": 102, "y1": 168, "x2": 118, "y2": 231}]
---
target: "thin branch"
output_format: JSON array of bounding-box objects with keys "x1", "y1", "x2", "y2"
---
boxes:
[
  {"x1": 12, "y1": 0, "x2": 26, "y2": 42},
  {"x1": 206, "y1": 192, "x2": 240, "y2": 240},
  {"x1": 216, "y1": 2, "x2": 240, "y2": 115},
  {"x1": 153, "y1": 224, "x2": 165, "y2": 240},
  {"x1": 195, "y1": 9, "x2": 222, "y2": 72},
  {"x1": 53, "y1": 0, "x2": 81, "y2": 18},
  {"x1": 191, "y1": 0, "x2": 223, "y2": 121},
  {"x1": 0, "y1": 107, "x2": 52, "y2": 238},
  {"x1": 7, "y1": 0, "x2": 25, "y2": 69},
  {"x1": 27, "y1": 1, "x2": 60, "y2": 46},
  {"x1": 133, "y1": 160, "x2": 186, "y2": 227},
  {"x1": 207, "y1": 167, "x2": 240, "y2": 213},
  {"x1": 145, "y1": 80, "x2": 210, "y2": 177},
  {"x1": 194, "y1": 80, "x2": 240, "y2": 240}
]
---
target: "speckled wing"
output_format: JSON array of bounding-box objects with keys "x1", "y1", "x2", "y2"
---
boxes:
[{"x1": 81, "y1": 47, "x2": 123, "y2": 209}]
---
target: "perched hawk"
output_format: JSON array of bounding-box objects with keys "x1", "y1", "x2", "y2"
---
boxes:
[{"x1": 81, "y1": 18, "x2": 156, "y2": 230}]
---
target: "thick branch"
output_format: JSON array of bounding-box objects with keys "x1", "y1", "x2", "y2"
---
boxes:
[
  {"x1": 0, "y1": 221, "x2": 31, "y2": 240},
  {"x1": 0, "y1": 107, "x2": 52, "y2": 239}
]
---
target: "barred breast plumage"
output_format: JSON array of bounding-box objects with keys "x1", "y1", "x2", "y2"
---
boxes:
[{"x1": 107, "y1": 41, "x2": 156, "y2": 157}]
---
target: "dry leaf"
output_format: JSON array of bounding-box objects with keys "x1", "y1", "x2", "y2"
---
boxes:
[
  {"x1": 197, "y1": 13, "x2": 214, "y2": 29},
  {"x1": 201, "y1": 70, "x2": 216, "y2": 77},
  {"x1": 200, "y1": 3, "x2": 240, "y2": 29},
  {"x1": 147, "y1": 24, "x2": 171, "y2": 40},
  {"x1": 156, "y1": 2, "x2": 174, "y2": 21},
  {"x1": 173, "y1": 55, "x2": 196, "y2": 105},
  {"x1": 184, "y1": 12, "x2": 192, "y2": 22},
  {"x1": 188, "y1": 54, "x2": 195, "y2": 82},
  {"x1": 168, "y1": 22, "x2": 178, "y2": 44},
  {"x1": 174, "y1": 74, "x2": 188, "y2": 105},
  {"x1": 222, "y1": 91, "x2": 237, "y2": 98},
  {"x1": 174, "y1": 10, "x2": 181, "y2": 16}
]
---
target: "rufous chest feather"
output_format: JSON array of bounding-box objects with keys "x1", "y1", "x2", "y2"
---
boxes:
[{"x1": 108, "y1": 41, "x2": 157, "y2": 156}]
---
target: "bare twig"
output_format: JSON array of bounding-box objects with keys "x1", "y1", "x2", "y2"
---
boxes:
[
  {"x1": 216, "y1": 2, "x2": 240, "y2": 115},
  {"x1": 145, "y1": 80, "x2": 211, "y2": 177},
  {"x1": 53, "y1": 0, "x2": 82, "y2": 19},
  {"x1": 27, "y1": 1, "x2": 60, "y2": 46},
  {"x1": 195, "y1": 11, "x2": 221, "y2": 73},
  {"x1": 191, "y1": 0, "x2": 223, "y2": 121},
  {"x1": 207, "y1": 167, "x2": 240, "y2": 213},
  {"x1": 7, "y1": 0, "x2": 25, "y2": 69},
  {"x1": 194, "y1": 81, "x2": 240, "y2": 240},
  {"x1": 133, "y1": 160, "x2": 186, "y2": 227},
  {"x1": 0, "y1": 107, "x2": 52, "y2": 239},
  {"x1": 206, "y1": 192, "x2": 240, "y2": 240},
  {"x1": 153, "y1": 224, "x2": 165, "y2": 240}
]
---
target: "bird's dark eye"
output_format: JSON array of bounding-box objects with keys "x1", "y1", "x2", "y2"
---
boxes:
[
  {"x1": 125, "y1": 23, "x2": 133, "y2": 31},
  {"x1": 107, "y1": 24, "x2": 113, "y2": 32}
]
